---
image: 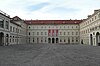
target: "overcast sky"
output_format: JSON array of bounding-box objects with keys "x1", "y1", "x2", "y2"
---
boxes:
[{"x1": 0, "y1": 0, "x2": 100, "y2": 20}]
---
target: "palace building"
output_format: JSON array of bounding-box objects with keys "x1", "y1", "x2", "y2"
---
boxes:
[{"x1": 0, "y1": 9, "x2": 100, "y2": 46}]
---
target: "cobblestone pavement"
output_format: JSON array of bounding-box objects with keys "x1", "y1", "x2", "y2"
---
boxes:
[{"x1": 0, "y1": 44, "x2": 100, "y2": 66}]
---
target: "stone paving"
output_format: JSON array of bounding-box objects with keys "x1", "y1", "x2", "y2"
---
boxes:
[{"x1": 0, "y1": 43, "x2": 100, "y2": 66}]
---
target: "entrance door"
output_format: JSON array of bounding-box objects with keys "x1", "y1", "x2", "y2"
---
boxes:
[
  {"x1": 56, "y1": 38, "x2": 58, "y2": 43},
  {"x1": 0, "y1": 32, "x2": 4, "y2": 46},
  {"x1": 48, "y1": 38, "x2": 51, "y2": 43},
  {"x1": 68, "y1": 38, "x2": 70, "y2": 44},
  {"x1": 6, "y1": 34, "x2": 9, "y2": 45},
  {"x1": 90, "y1": 34, "x2": 93, "y2": 45},
  {"x1": 52, "y1": 38, "x2": 55, "y2": 43},
  {"x1": 96, "y1": 32, "x2": 100, "y2": 46}
]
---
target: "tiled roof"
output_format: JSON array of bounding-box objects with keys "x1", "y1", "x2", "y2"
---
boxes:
[{"x1": 25, "y1": 20, "x2": 82, "y2": 25}]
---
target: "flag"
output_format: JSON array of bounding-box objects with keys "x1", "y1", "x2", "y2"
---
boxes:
[
  {"x1": 48, "y1": 29, "x2": 51, "y2": 36},
  {"x1": 52, "y1": 29, "x2": 54, "y2": 36}
]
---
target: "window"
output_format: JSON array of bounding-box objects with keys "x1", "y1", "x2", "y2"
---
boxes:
[
  {"x1": 10, "y1": 36, "x2": 12, "y2": 42},
  {"x1": 0, "y1": 19, "x2": 4, "y2": 28},
  {"x1": 13, "y1": 36, "x2": 14, "y2": 42},
  {"x1": 64, "y1": 32, "x2": 66, "y2": 35},
  {"x1": 64, "y1": 39, "x2": 66, "y2": 42},
  {"x1": 72, "y1": 37, "x2": 74, "y2": 42},
  {"x1": 16, "y1": 28, "x2": 17, "y2": 33},
  {"x1": 29, "y1": 32, "x2": 30, "y2": 35},
  {"x1": 18, "y1": 29, "x2": 19, "y2": 33},
  {"x1": 68, "y1": 32, "x2": 70, "y2": 35},
  {"x1": 60, "y1": 32, "x2": 62, "y2": 35},
  {"x1": 13, "y1": 27, "x2": 15, "y2": 32},
  {"x1": 76, "y1": 32, "x2": 78, "y2": 35},
  {"x1": 41, "y1": 26, "x2": 43, "y2": 28},
  {"x1": 41, "y1": 32, "x2": 43, "y2": 35},
  {"x1": 29, "y1": 38, "x2": 30, "y2": 43},
  {"x1": 6, "y1": 21, "x2": 9, "y2": 29},
  {"x1": 33, "y1": 38, "x2": 34, "y2": 42},
  {"x1": 72, "y1": 26, "x2": 73, "y2": 28},
  {"x1": 45, "y1": 32, "x2": 47, "y2": 35},
  {"x1": 10, "y1": 26, "x2": 12, "y2": 31},
  {"x1": 76, "y1": 37, "x2": 78, "y2": 42},
  {"x1": 37, "y1": 32, "x2": 39, "y2": 35},
  {"x1": 72, "y1": 32, "x2": 74, "y2": 35},
  {"x1": 76, "y1": 26, "x2": 77, "y2": 28},
  {"x1": 33, "y1": 32, "x2": 34, "y2": 35},
  {"x1": 68, "y1": 26, "x2": 69, "y2": 28},
  {"x1": 95, "y1": 16, "x2": 97, "y2": 19},
  {"x1": 60, "y1": 39, "x2": 62, "y2": 42}
]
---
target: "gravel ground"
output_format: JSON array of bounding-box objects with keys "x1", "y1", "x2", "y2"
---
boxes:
[{"x1": 0, "y1": 43, "x2": 100, "y2": 66}]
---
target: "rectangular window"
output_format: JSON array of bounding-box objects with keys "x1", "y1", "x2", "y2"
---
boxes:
[
  {"x1": 72, "y1": 37, "x2": 74, "y2": 42},
  {"x1": 60, "y1": 32, "x2": 62, "y2": 35},
  {"x1": 76, "y1": 32, "x2": 78, "y2": 35},
  {"x1": 13, "y1": 27, "x2": 15, "y2": 32},
  {"x1": 33, "y1": 32, "x2": 34, "y2": 35},
  {"x1": 33, "y1": 38, "x2": 34, "y2": 42},
  {"x1": 0, "y1": 19, "x2": 4, "y2": 28},
  {"x1": 16, "y1": 28, "x2": 17, "y2": 33},
  {"x1": 72, "y1": 32, "x2": 74, "y2": 35},
  {"x1": 10, "y1": 26, "x2": 12, "y2": 31},
  {"x1": 41, "y1": 32, "x2": 43, "y2": 35},
  {"x1": 64, "y1": 32, "x2": 66, "y2": 35},
  {"x1": 6, "y1": 21, "x2": 9, "y2": 29},
  {"x1": 37, "y1": 32, "x2": 39, "y2": 35},
  {"x1": 76, "y1": 37, "x2": 78, "y2": 42},
  {"x1": 45, "y1": 32, "x2": 47, "y2": 35},
  {"x1": 68, "y1": 32, "x2": 70, "y2": 35},
  {"x1": 29, "y1": 32, "x2": 30, "y2": 35}
]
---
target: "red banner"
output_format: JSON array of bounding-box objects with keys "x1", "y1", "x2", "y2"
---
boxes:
[
  {"x1": 52, "y1": 29, "x2": 54, "y2": 36},
  {"x1": 48, "y1": 29, "x2": 51, "y2": 36}
]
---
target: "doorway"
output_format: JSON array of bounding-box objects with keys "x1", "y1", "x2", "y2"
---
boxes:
[
  {"x1": 90, "y1": 34, "x2": 93, "y2": 45},
  {"x1": 96, "y1": 32, "x2": 100, "y2": 46},
  {"x1": 52, "y1": 38, "x2": 55, "y2": 43},
  {"x1": 56, "y1": 38, "x2": 58, "y2": 43},
  {"x1": 48, "y1": 38, "x2": 51, "y2": 43},
  {"x1": 0, "y1": 32, "x2": 4, "y2": 46}
]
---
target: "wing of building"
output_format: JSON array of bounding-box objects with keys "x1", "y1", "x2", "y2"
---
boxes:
[{"x1": 0, "y1": 9, "x2": 100, "y2": 46}]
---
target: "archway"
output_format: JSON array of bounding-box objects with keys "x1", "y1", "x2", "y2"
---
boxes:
[
  {"x1": 6, "y1": 34, "x2": 9, "y2": 46},
  {"x1": 68, "y1": 38, "x2": 70, "y2": 44},
  {"x1": 96, "y1": 32, "x2": 100, "y2": 46},
  {"x1": 48, "y1": 38, "x2": 51, "y2": 43},
  {"x1": 52, "y1": 38, "x2": 55, "y2": 43},
  {"x1": 90, "y1": 34, "x2": 93, "y2": 45},
  {"x1": 0, "y1": 32, "x2": 4, "y2": 46},
  {"x1": 56, "y1": 38, "x2": 58, "y2": 43}
]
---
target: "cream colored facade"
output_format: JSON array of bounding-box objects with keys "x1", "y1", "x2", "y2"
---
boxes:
[
  {"x1": 0, "y1": 10, "x2": 27, "y2": 46},
  {"x1": 80, "y1": 9, "x2": 100, "y2": 46},
  {"x1": 0, "y1": 9, "x2": 100, "y2": 46},
  {"x1": 28, "y1": 24, "x2": 80, "y2": 44}
]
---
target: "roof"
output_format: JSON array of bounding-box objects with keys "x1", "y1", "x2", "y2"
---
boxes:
[
  {"x1": 0, "y1": 10, "x2": 10, "y2": 18},
  {"x1": 11, "y1": 16, "x2": 22, "y2": 21},
  {"x1": 10, "y1": 21, "x2": 21, "y2": 27},
  {"x1": 24, "y1": 20, "x2": 82, "y2": 25}
]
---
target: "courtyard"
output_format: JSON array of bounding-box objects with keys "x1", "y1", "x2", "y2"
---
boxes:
[{"x1": 0, "y1": 44, "x2": 100, "y2": 66}]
